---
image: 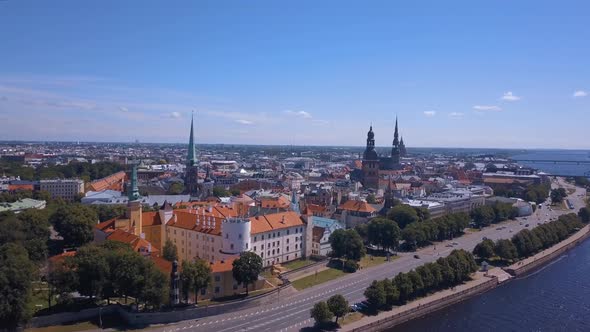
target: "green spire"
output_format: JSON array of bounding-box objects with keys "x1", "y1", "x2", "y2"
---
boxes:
[
  {"x1": 128, "y1": 164, "x2": 140, "y2": 201},
  {"x1": 187, "y1": 113, "x2": 197, "y2": 167}
]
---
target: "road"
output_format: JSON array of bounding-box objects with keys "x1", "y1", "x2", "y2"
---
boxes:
[{"x1": 156, "y1": 178, "x2": 586, "y2": 332}]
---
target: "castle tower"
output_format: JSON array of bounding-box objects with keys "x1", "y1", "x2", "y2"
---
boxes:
[
  {"x1": 185, "y1": 113, "x2": 200, "y2": 196},
  {"x1": 362, "y1": 125, "x2": 379, "y2": 189},
  {"x1": 126, "y1": 164, "x2": 143, "y2": 236}
]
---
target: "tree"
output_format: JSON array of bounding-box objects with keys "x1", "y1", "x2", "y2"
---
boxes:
[
  {"x1": 327, "y1": 294, "x2": 348, "y2": 323},
  {"x1": 47, "y1": 256, "x2": 78, "y2": 307},
  {"x1": 17, "y1": 209, "x2": 51, "y2": 262},
  {"x1": 0, "y1": 243, "x2": 35, "y2": 329},
  {"x1": 329, "y1": 228, "x2": 347, "y2": 260},
  {"x1": 181, "y1": 260, "x2": 212, "y2": 303},
  {"x1": 329, "y1": 229, "x2": 365, "y2": 262},
  {"x1": 354, "y1": 223, "x2": 368, "y2": 243},
  {"x1": 91, "y1": 205, "x2": 126, "y2": 222},
  {"x1": 387, "y1": 204, "x2": 419, "y2": 229},
  {"x1": 471, "y1": 205, "x2": 495, "y2": 228},
  {"x1": 381, "y1": 278, "x2": 399, "y2": 307},
  {"x1": 310, "y1": 301, "x2": 333, "y2": 325},
  {"x1": 473, "y1": 239, "x2": 495, "y2": 260},
  {"x1": 168, "y1": 182, "x2": 185, "y2": 195},
  {"x1": 232, "y1": 252, "x2": 263, "y2": 295},
  {"x1": 494, "y1": 239, "x2": 518, "y2": 261},
  {"x1": 163, "y1": 239, "x2": 178, "y2": 262},
  {"x1": 550, "y1": 188, "x2": 567, "y2": 204},
  {"x1": 578, "y1": 207, "x2": 590, "y2": 223},
  {"x1": 138, "y1": 261, "x2": 168, "y2": 309},
  {"x1": 367, "y1": 217, "x2": 400, "y2": 251},
  {"x1": 73, "y1": 244, "x2": 109, "y2": 299},
  {"x1": 393, "y1": 272, "x2": 413, "y2": 304},
  {"x1": 212, "y1": 186, "x2": 231, "y2": 197},
  {"x1": 50, "y1": 204, "x2": 97, "y2": 247},
  {"x1": 366, "y1": 194, "x2": 377, "y2": 204},
  {"x1": 364, "y1": 280, "x2": 386, "y2": 310}
]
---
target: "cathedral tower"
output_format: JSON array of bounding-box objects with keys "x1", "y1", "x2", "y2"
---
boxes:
[
  {"x1": 362, "y1": 125, "x2": 379, "y2": 189},
  {"x1": 184, "y1": 114, "x2": 200, "y2": 196}
]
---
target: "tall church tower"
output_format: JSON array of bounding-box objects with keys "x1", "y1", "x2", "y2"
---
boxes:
[
  {"x1": 362, "y1": 125, "x2": 379, "y2": 189},
  {"x1": 399, "y1": 136, "x2": 407, "y2": 158},
  {"x1": 391, "y1": 117, "x2": 401, "y2": 166},
  {"x1": 126, "y1": 164, "x2": 143, "y2": 236},
  {"x1": 184, "y1": 114, "x2": 200, "y2": 196}
]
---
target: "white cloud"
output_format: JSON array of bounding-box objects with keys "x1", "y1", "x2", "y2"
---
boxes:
[
  {"x1": 170, "y1": 111, "x2": 182, "y2": 118},
  {"x1": 284, "y1": 110, "x2": 312, "y2": 119},
  {"x1": 423, "y1": 111, "x2": 436, "y2": 117},
  {"x1": 501, "y1": 91, "x2": 520, "y2": 101},
  {"x1": 235, "y1": 119, "x2": 254, "y2": 125},
  {"x1": 119, "y1": 106, "x2": 128, "y2": 112},
  {"x1": 449, "y1": 112, "x2": 464, "y2": 118},
  {"x1": 473, "y1": 105, "x2": 502, "y2": 112},
  {"x1": 312, "y1": 120, "x2": 330, "y2": 126},
  {"x1": 573, "y1": 90, "x2": 587, "y2": 98}
]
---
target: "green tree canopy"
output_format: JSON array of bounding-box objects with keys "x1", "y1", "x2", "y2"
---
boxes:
[
  {"x1": 367, "y1": 217, "x2": 401, "y2": 251},
  {"x1": 181, "y1": 259, "x2": 212, "y2": 304},
  {"x1": 387, "y1": 204, "x2": 419, "y2": 229},
  {"x1": 50, "y1": 204, "x2": 98, "y2": 247},
  {"x1": 232, "y1": 252, "x2": 263, "y2": 294},
  {"x1": 0, "y1": 243, "x2": 35, "y2": 329},
  {"x1": 327, "y1": 294, "x2": 348, "y2": 323},
  {"x1": 163, "y1": 239, "x2": 178, "y2": 262},
  {"x1": 473, "y1": 239, "x2": 495, "y2": 260},
  {"x1": 364, "y1": 280, "x2": 386, "y2": 310},
  {"x1": 310, "y1": 301, "x2": 334, "y2": 325}
]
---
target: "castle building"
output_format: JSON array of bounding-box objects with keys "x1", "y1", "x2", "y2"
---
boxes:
[{"x1": 362, "y1": 117, "x2": 408, "y2": 189}]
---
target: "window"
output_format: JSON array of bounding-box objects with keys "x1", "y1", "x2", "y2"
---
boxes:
[
  {"x1": 226, "y1": 233, "x2": 229, "y2": 239},
  {"x1": 277, "y1": 231, "x2": 280, "y2": 236},
  {"x1": 295, "y1": 228, "x2": 298, "y2": 234},
  {"x1": 215, "y1": 275, "x2": 221, "y2": 282},
  {"x1": 261, "y1": 244, "x2": 264, "y2": 249},
  {"x1": 287, "y1": 246, "x2": 289, "y2": 251},
  {"x1": 287, "y1": 255, "x2": 289, "y2": 260},
  {"x1": 272, "y1": 249, "x2": 275, "y2": 255},
  {"x1": 254, "y1": 246, "x2": 257, "y2": 251},
  {"x1": 262, "y1": 235, "x2": 264, "y2": 240},
  {"x1": 277, "y1": 248, "x2": 280, "y2": 253},
  {"x1": 287, "y1": 230, "x2": 290, "y2": 235},
  {"x1": 254, "y1": 236, "x2": 257, "y2": 242},
  {"x1": 215, "y1": 287, "x2": 220, "y2": 294},
  {"x1": 267, "y1": 251, "x2": 270, "y2": 256},
  {"x1": 295, "y1": 244, "x2": 298, "y2": 249},
  {"x1": 246, "y1": 243, "x2": 248, "y2": 249},
  {"x1": 261, "y1": 252, "x2": 264, "y2": 258},
  {"x1": 239, "y1": 234, "x2": 242, "y2": 239},
  {"x1": 287, "y1": 238, "x2": 289, "y2": 243}
]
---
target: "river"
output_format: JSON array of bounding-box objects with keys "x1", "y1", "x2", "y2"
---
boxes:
[
  {"x1": 391, "y1": 238, "x2": 590, "y2": 332},
  {"x1": 512, "y1": 150, "x2": 590, "y2": 177}
]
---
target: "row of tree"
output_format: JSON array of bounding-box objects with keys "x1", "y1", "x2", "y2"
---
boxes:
[
  {"x1": 550, "y1": 188, "x2": 567, "y2": 204},
  {"x1": 310, "y1": 294, "x2": 349, "y2": 326},
  {"x1": 363, "y1": 250, "x2": 478, "y2": 311},
  {"x1": 0, "y1": 160, "x2": 124, "y2": 182},
  {"x1": 470, "y1": 202, "x2": 519, "y2": 228},
  {"x1": 493, "y1": 183, "x2": 550, "y2": 204},
  {"x1": 473, "y1": 213, "x2": 586, "y2": 262},
  {"x1": 48, "y1": 241, "x2": 169, "y2": 309},
  {"x1": 401, "y1": 213, "x2": 470, "y2": 250},
  {"x1": 329, "y1": 228, "x2": 366, "y2": 263}
]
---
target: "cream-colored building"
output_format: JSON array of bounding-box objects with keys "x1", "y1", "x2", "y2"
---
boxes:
[{"x1": 40, "y1": 179, "x2": 84, "y2": 201}]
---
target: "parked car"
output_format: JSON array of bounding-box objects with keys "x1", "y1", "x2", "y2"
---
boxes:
[
  {"x1": 414, "y1": 254, "x2": 420, "y2": 259},
  {"x1": 525, "y1": 224, "x2": 530, "y2": 227}
]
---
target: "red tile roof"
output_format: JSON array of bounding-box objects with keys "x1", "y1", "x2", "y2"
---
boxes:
[
  {"x1": 338, "y1": 200, "x2": 376, "y2": 213},
  {"x1": 250, "y1": 211, "x2": 304, "y2": 234}
]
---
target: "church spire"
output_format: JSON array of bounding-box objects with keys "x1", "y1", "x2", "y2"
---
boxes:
[
  {"x1": 393, "y1": 116, "x2": 399, "y2": 146},
  {"x1": 128, "y1": 163, "x2": 140, "y2": 201},
  {"x1": 187, "y1": 112, "x2": 197, "y2": 167}
]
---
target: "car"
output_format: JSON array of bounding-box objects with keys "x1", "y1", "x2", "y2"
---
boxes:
[
  {"x1": 525, "y1": 224, "x2": 530, "y2": 227},
  {"x1": 414, "y1": 254, "x2": 420, "y2": 259},
  {"x1": 496, "y1": 227, "x2": 502, "y2": 230},
  {"x1": 452, "y1": 242, "x2": 459, "y2": 245},
  {"x1": 446, "y1": 244, "x2": 453, "y2": 248},
  {"x1": 482, "y1": 237, "x2": 488, "y2": 240},
  {"x1": 349, "y1": 304, "x2": 358, "y2": 312},
  {"x1": 509, "y1": 229, "x2": 513, "y2": 233}
]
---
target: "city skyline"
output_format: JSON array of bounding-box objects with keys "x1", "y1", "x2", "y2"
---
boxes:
[{"x1": 1, "y1": 1, "x2": 589, "y2": 148}]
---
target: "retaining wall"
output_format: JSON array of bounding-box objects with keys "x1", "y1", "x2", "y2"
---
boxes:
[
  {"x1": 505, "y1": 225, "x2": 590, "y2": 277},
  {"x1": 345, "y1": 276, "x2": 498, "y2": 332}
]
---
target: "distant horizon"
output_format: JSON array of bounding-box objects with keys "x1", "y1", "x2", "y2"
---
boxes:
[{"x1": 1, "y1": 139, "x2": 589, "y2": 152}]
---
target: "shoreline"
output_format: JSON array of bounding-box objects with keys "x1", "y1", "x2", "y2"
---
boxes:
[{"x1": 342, "y1": 224, "x2": 590, "y2": 332}]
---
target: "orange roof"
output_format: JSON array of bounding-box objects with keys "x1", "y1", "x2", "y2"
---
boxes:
[
  {"x1": 250, "y1": 211, "x2": 305, "y2": 234},
  {"x1": 142, "y1": 211, "x2": 162, "y2": 226},
  {"x1": 306, "y1": 203, "x2": 327, "y2": 213},
  {"x1": 48, "y1": 251, "x2": 76, "y2": 264},
  {"x1": 338, "y1": 200, "x2": 376, "y2": 213},
  {"x1": 210, "y1": 257, "x2": 238, "y2": 273},
  {"x1": 87, "y1": 171, "x2": 126, "y2": 192},
  {"x1": 150, "y1": 255, "x2": 173, "y2": 275},
  {"x1": 259, "y1": 195, "x2": 290, "y2": 209},
  {"x1": 107, "y1": 229, "x2": 158, "y2": 253},
  {"x1": 96, "y1": 218, "x2": 117, "y2": 232}
]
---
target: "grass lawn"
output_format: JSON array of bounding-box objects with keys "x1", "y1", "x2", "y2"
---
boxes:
[
  {"x1": 291, "y1": 268, "x2": 347, "y2": 290},
  {"x1": 340, "y1": 311, "x2": 364, "y2": 326},
  {"x1": 24, "y1": 314, "x2": 156, "y2": 332},
  {"x1": 281, "y1": 259, "x2": 316, "y2": 271},
  {"x1": 198, "y1": 288, "x2": 275, "y2": 306},
  {"x1": 360, "y1": 255, "x2": 397, "y2": 269}
]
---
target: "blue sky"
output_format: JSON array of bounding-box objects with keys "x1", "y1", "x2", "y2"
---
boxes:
[{"x1": 0, "y1": 1, "x2": 589, "y2": 148}]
